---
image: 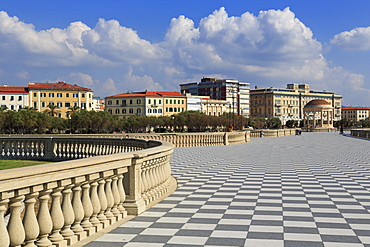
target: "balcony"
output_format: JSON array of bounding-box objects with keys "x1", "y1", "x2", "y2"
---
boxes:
[
  {"x1": 275, "y1": 103, "x2": 282, "y2": 107},
  {"x1": 151, "y1": 104, "x2": 159, "y2": 108}
]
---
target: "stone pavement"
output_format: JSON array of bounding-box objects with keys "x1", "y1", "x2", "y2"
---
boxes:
[{"x1": 86, "y1": 132, "x2": 370, "y2": 247}]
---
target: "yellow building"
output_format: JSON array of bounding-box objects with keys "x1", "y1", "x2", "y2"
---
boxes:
[
  {"x1": 159, "y1": 92, "x2": 187, "y2": 117},
  {"x1": 250, "y1": 83, "x2": 342, "y2": 125},
  {"x1": 105, "y1": 91, "x2": 187, "y2": 118},
  {"x1": 28, "y1": 82, "x2": 93, "y2": 118}
]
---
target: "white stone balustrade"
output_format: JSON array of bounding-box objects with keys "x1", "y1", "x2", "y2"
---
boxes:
[{"x1": 0, "y1": 137, "x2": 176, "y2": 247}]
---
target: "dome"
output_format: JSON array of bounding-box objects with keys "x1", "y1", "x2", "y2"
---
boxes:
[{"x1": 304, "y1": 99, "x2": 332, "y2": 109}]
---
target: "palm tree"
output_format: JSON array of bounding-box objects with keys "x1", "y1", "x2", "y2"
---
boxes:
[{"x1": 44, "y1": 104, "x2": 60, "y2": 117}]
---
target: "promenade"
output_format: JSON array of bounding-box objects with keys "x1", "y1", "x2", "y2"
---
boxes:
[{"x1": 86, "y1": 132, "x2": 370, "y2": 247}]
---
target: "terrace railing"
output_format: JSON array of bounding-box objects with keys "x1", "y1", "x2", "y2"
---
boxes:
[{"x1": 0, "y1": 136, "x2": 176, "y2": 247}]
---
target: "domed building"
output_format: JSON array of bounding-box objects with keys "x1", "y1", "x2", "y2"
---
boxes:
[{"x1": 303, "y1": 99, "x2": 334, "y2": 128}]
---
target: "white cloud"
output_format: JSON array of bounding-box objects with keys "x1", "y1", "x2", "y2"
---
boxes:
[
  {"x1": 331, "y1": 27, "x2": 370, "y2": 50},
  {"x1": 0, "y1": 9, "x2": 369, "y2": 105}
]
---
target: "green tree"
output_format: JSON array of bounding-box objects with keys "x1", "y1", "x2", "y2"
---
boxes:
[{"x1": 44, "y1": 104, "x2": 60, "y2": 117}]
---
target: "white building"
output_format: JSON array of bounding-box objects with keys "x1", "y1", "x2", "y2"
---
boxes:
[{"x1": 0, "y1": 86, "x2": 29, "y2": 110}]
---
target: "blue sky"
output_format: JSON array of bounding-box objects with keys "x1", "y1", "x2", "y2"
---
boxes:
[{"x1": 1, "y1": 0, "x2": 370, "y2": 105}]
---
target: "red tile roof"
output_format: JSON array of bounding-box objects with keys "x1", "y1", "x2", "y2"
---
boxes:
[
  {"x1": 27, "y1": 82, "x2": 92, "y2": 91},
  {"x1": 342, "y1": 107, "x2": 370, "y2": 110},
  {"x1": 105, "y1": 91, "x2": 185, "y2": 99},
  {"x1": 0, "y1": 86, "x2": 28, "y2": 93}
]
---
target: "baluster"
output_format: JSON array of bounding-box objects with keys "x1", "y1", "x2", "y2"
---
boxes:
[
  {"x1": 36, "y1": 189, "x2": 53, "y2": 247},
  {"x1": 0, "y1": 199, "x2": 10, "y2": 247},
  {"x1": 23, "y1": 192, "x2": 39, "y2": 247},
  {"x1": 89, "y1": 181, "x2": 102, "y2": 232},
  {"x1": 97, "y1": 179, "x2": 109, "y2": 228},
  {"x1": 61, "y1": 185, "x2": 77, "y2": 245},
  {"x1": 8, "y1": 195, "x2": 25, "y2": 247},
  {"x1": 49, "y1": 186, "x2": 66, "y2": 247},
  {"x1": 71, "y1": 184, "x2": 87, "y2": 240},
  {"x1": 111, "y1": 175, "x2": 122, "y2": 220},
  {"x1": 104, "y1": 177, "x2": 115, "y2": 223},
  {"x1": 81, "y1": 182, "x2": 94, "y2": 236},
  {"x1": 141, "y1": 166, "x2": 149, "y2": 204},
  {"x1": 117, "y1": 174, "x2": 127, "y2": 218}
]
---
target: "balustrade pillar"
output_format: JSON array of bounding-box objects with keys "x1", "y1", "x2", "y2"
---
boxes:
[
  {"x1": 8, "y1": 195, "x2": 25, "y2": 247},
  {"x1": 61, "y1": 185, "x2": 77, "y2": 245},
  {"x1": 23, "y1": 192, "x2": 39, "y2": 247},
  {"x1": 0, "y1": 199, "x2": 10, "y2": 247},
  {"x1": 71, "y1": 184, "x2": 87, "y2": 241},
  {"x1": 117, "y1": 174, "x2": 127, "y2": 218},
  {"x1": 111, "y1": 175, "x2": 122, "y2": 220},
  {"x1": 97, "y1": 179, "x2": 109, "y2": 227},
  {"x1": 104, "y1": 177, "x2": 116, "y2": 223},
  {"x1": 49, "y1": 186, "x2": 67, "y2": 247},
  {"x1": 81, "y1": 182, "x2": 94, "y2": 236},
  {"x1": 89, "y1": 181, "x2": 102, "y2": 232},
  {"x1": 36, "y1": 189, "x2": 53, "y2": 247}
]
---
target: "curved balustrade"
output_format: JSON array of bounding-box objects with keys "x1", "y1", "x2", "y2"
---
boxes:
[{"x1": 0, "y1": 137, "x2": 176, "y2": 247}]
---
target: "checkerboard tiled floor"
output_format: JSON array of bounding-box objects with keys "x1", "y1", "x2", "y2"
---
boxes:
[{"x1": 86, "y1": 132, "x2": 370, "y2": 247}]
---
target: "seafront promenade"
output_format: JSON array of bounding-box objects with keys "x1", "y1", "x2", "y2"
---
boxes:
[{"x1": 86, "y1": 132, "x2": 370, "y2": 247}]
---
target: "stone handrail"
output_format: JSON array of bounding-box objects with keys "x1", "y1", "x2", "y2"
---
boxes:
[
  {"x1": 71, "y1": 131, "x2": 252, "y2": 147},
  {"x1": 250, "y1": 128, "x2": 298, "y2": 137},
  {"x1": 0, "y1": 137, "x2": 177, "y2": 247},
  {"x1": 351, "y1": 129, "x2": 370, "y2": 139}
]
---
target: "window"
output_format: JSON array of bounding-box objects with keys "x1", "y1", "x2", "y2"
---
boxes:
[
  {"x1": 10, "y1": 96, "x2": 14, "y2": 101},
  {"x1": 169, "y1": 108, "x2": 173, "y2": 112},
  {"x1": 49, "y1": 102, "x2": 54, "y2": 106},
  {"x1": 82, "y1": 93, "x2": 85, "y2": 98},
  {"x1": 74, "y1": 102, "x2": 78, "y2": 106},
  {"x1": 153, "y1": 109, "x2": 157, "y2": 113},
  {"x1": 174, "y1": 108, "x2": 177, "y2": 112},
  {"x1": 122, "y1": 100, "x2": 126, "y2": 106},
  {"x1": 137, "y1": 108, "x2": 141, "y2": 114},
  {"x1": 10, "y1": 105, "x2": 14, "y2": 110},
  {"x1": 41, "y1": 102, "x2": 46, "y2": 107},
  {"x1": 115, "y1": 108, "x2": 120, "y2": 114},
  {"x1": 65, "y1": 102, "x2": 70, "y2": 107},
  {"x1": 58, "y1": 113, "x2": 62, "y2": 118},
  {"x1": 33, "y1": 102, "x2": 37, "y2": 108},
  {"x1": 1, "y1": 96, "x2": 5, "y2": 100},
  {"x1": 81, "y1": 103, "x2": 86, "y2": 109},
  {"x1": 49, "y1": 93, "x2": 54, "y2": 97},
  {"x1": 170, "y1": 100, "x2": 172, "y2": 104},
  {"x1": 166, "y1": 99, "x2": 168, "y2": 104},
  {"x1": 18, "y1": 96, "x2": 22, "y2": 101},
  {"x1": 158, "y1": 109, "x2": 162, "y2": 113},
  {"x1": 122, "y1": 109, "x2": 126, "y2": 114},
  {"x1": 116, "y1": 100, "x2": 119, "y2": 105},
  {"x1": 137, "y1": 99, "x2": 141, "y2": 104},
  {"x1": 148, "y1": 99, "x2": 151, "y2": 104},
  {"x1": 159, "y1": 100, "x2": 161, "y2": 104},
  {"x1": 148, "y1": 109, "x2": 152, "y2": 113},
  {"x1": 66, "y1": 93, "x2": 69, "y2": 98},
  {"x1": 73, "y1": 93, "x2": 78, "y2": 98},
  {"x1": 166, "y1": 107, "x2": 168, "y2": 112},
  {"x1": 107, "y1": 100, "x2": 112, "y2": 105},
  {"x1": 182, "y1": 100, "x2": 184, "y2": 104},
  {"x1": 108, "y1": 109, "x2": 112, "y2": 114},
  {"x1": 129, "y1": 108, "x2": 133, "y2": 113},
  {"x1": 33, "y1": 93, "x2": 37, "y2": 97},
  {"x1": 57, "y1": 93, "x2": 62, "y2": 97},
  {"x1": 154, "y1": 99, "x2": 156, "y2": 104},
  {"x1": 57, "y1": 102, "x2": 62, "y2": 107},
  {"x1": 129, "y1": 100, "x2": 133, "y2": 104},
  {"x1": 178, "y1": 100, "x2": 181, "y2": 104}
]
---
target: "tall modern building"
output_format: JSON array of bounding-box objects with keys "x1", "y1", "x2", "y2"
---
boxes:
[
  {"x1": 250, "y1": 83, "x2": 342, "y2": 124},
  {"x1": 180, "y1": 77, "x2": 250, "y2": 117}
]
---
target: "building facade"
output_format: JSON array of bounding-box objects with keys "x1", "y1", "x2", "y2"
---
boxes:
[
  {"x1": 105, "y1": 91, "x2": 186, "y2": 118},
  {"x1": 180, "y1": 77, "x2": 250, "y2": 117},
  {"x1": 342, "y1": 107, "x2": 370, "y2": 121},
  {"x1": 0, "y1": 86, "x2": 29, "y2": 110},
  {"x1": 250, "y1": 83, "x2": 342, "y2": 125},
  {"x1": 27, "y1": 82, "x2": 93, "y2": 118}
]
